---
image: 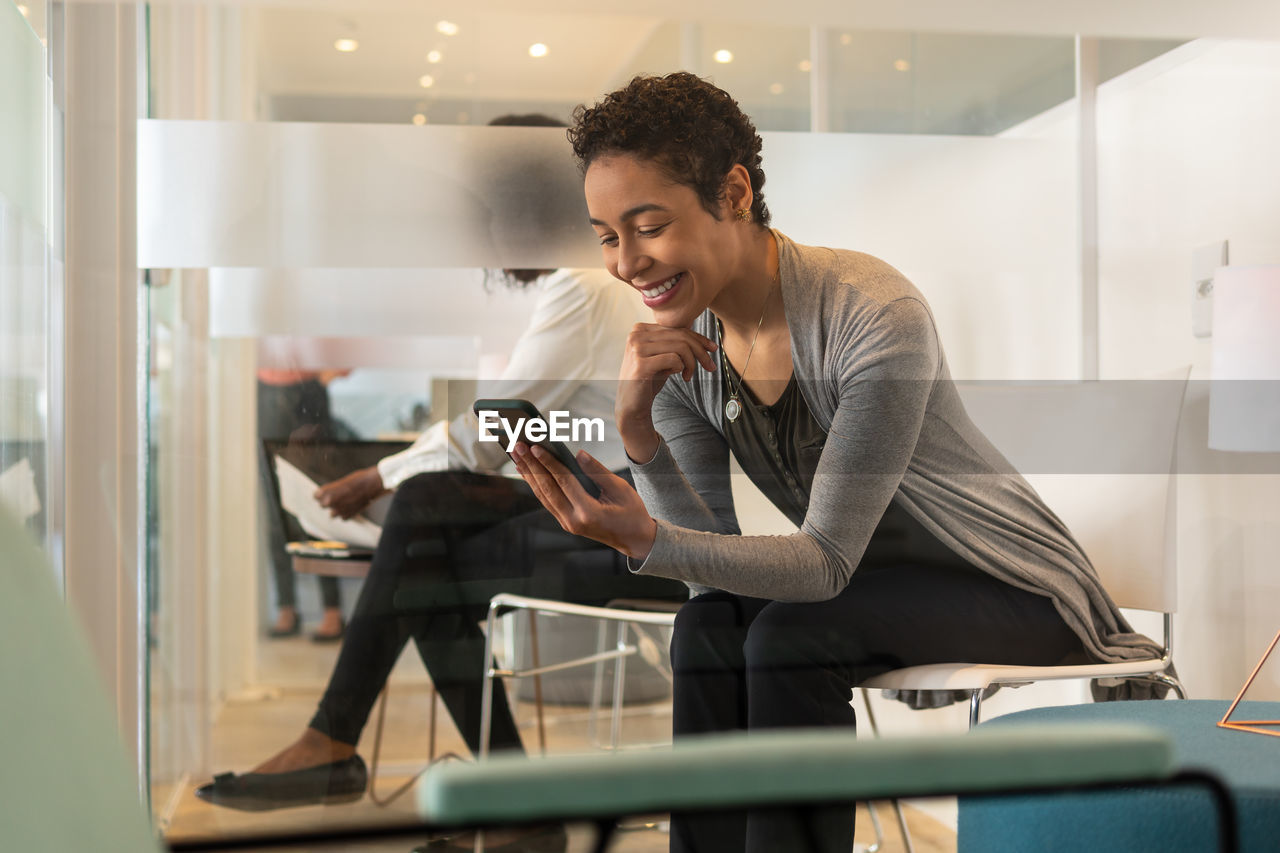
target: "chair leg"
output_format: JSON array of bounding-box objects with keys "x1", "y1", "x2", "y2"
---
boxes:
[
  {"x1": 1129, "y1": 672, "x2": 1188, "y2": 699},
  {"x1": 610, "y1": 621, "x2": 628, "y2": 750},
  {"x1": 587, "y1": 619, "x2": 609, "y2": 746},
  {"x1": 968, "y1": 688, "x2": 984, "y2": 730},
  {"x1": 368, "y1": 683, "x2": 440, "y2": 807},
  {"x1": 859, "y1": 689, "x2": 916, "y2": 853},
  {"x1": 367, "y1": 685, "x2": 390, "y2": 802},
  {"x1": 429, "y1": 683, "x2": 438, "y2": 761},
  {"x1": 864, "y1": 800, "x2": 885, "y2": 853},
  {"x1": 529, "y1": 612, "x2": 547, "y2": 755},
  {"x1": 479, "y1": 603, "x2": 500, "y2": 759}
]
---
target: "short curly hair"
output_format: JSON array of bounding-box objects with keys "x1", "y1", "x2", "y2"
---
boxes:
[{"x1": 568, "y1": 73, "x2": 771, "y2": 227}]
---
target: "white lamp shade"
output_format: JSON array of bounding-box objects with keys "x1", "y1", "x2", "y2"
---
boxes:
[{"x1": 1209, "y1": 264, "x2": 1280, "y2": 452}]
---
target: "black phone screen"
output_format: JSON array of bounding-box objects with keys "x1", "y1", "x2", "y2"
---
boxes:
[{"x1": 473, "y1": 398, "x2": 601, "y2": 498}]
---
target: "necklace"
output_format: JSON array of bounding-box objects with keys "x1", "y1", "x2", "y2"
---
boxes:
[{"x1": 719, "y1": 272, "x2": 778, "y2": 424}]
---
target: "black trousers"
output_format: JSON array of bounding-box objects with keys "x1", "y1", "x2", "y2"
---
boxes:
[
  {"x1": 308, "y1": 470, "x2": 685, "y2": 756},
  {"x1": 669, "y1": 562, "x2": 1085, "y2": 853}
]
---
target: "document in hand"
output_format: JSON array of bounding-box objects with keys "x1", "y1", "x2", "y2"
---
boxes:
[{"x1": 273, "y1": 454, "x2": 383, "y2": 549}]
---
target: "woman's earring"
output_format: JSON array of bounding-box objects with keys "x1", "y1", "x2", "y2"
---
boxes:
[{"x1": 735, "y1": 208, "x2": 752, "y2": 222}]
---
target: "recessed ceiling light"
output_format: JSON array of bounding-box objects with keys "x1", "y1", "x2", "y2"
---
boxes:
[
  {"x1": 797, "y1": 59, "x2": 812, "y2": 73},
  {"x1": 436, "y1": 20, "x2": 459, "y2": 36},
  {"x1": 840, "y1": 33, "x2": 853, "y2": 46},
  {"x1": 769, "y1": 83, "x2": 784, "y2": 95},
  {"x1": 713, "y1": 49, "x2": 733, "y2": 64},
  {"x1": 412, "y1": 113, "x2": 427, "y2": 126},
  {"x1": 334, "y1": 38, "x2": 358, "y2": 53},
  {"x1": 418, "y1": 74, "x2": 435, "y2": 88},
  {"x1": 427, "y1": 50, "x2": 442, "y2": 64},
  {"x1": 894, "y1": 59, "x2": 911, "y2": 72},
  {"x1": 528, "y1": 43, "x2": 548, "y2": 58}
]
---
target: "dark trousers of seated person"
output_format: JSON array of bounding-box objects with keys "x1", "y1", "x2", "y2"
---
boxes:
[
  {"x1": 308, "y1": 470, "x2": 683, "y2": 757},
  {"x1": 669, "y1": 561, "x2": 1086, "y2": 853}
]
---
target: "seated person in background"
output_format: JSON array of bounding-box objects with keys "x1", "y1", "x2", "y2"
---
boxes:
[
  {"x1": 509, "y1": 74, "x2": 1167, "y2": 853},
  {"x1": 256, "y1": 367, "x2": 352, "y2": 642},
  {"x1": 197, "y1": 117, "x2": 687, "y2": 834}
]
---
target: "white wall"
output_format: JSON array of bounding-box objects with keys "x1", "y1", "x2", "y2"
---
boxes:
[
  {"x1": 764, "y1": 131, "x2": 1081, "y2": 380},
  {"x1": 1001, "y1": 39, "x2": 1280, "y2": 702},
  {"x1": 1094, "y1": 39, "x2": 1280, "y2": 701}
]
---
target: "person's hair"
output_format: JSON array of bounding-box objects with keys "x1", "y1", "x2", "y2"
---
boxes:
[
  {"x1": 567, "y1": 72, "x2": 771, "y2": 227},
  {"x1": 487, "y1": 113, "x2": 568, "y2": 288}
]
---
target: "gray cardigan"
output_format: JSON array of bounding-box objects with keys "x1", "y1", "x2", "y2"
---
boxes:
[{"x1": 629, "y1": 231, "x2": 1163, "y2": 696}]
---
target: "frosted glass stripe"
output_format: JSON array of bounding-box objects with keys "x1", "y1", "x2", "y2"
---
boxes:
[
  {"x1": 137, "y1": 121, "x2": 600, "y2": 269},
  {"x1": 148, "y1": 121, "x2": 1075, "y2": 377},
  {"x1": 0, "y1": 1, "x2": 45, "y2": 228},
  {"x1": 140, "y1": 121, "x2": 1072, "y2": 274},
  {"x1": 256, "y1": 335, "x2": 480, "y2": 374},
  {"x1": 209, "y1": 267, "x2": 539, "y2": 351}
]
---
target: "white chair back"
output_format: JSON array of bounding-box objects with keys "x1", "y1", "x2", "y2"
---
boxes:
[{"x1": 956, "y1": 368, "x2": 1188, "y2": 614}]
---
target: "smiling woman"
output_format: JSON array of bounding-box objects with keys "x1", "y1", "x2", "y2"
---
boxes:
[
  {"x1": 504, "y1": 72, "x2": 1171, "y2": 853},
  {"x1": 13, "y1": 0, "x2": 1264, "y2": 849}
]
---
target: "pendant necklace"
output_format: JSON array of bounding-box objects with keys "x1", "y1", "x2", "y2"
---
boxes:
[{"x1": 720, "y1": 271, "x2": 778, "y2": 424}]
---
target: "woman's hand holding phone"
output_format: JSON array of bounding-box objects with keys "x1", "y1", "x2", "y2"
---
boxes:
[
  {"x1": 615, "y1": 322, "x2": 718, "y2": 463},
  {"x1": 511, "y1": 442, "x2": 658, "y2": 561}
]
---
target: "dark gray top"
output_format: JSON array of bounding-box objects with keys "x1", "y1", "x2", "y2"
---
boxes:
[{"x1": 721, "y1": 340, "x2": 972, "y2": 572}]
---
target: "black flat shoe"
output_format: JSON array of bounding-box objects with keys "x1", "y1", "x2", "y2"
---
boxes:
[
  {"x1": 195, "y1": 755, "x2": 367, "y2": 812},
  {"x1": 412, "y1": 824, "x2": 567, "y2": 852}
]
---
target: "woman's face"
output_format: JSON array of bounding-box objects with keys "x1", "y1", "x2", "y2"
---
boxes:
[{"x1": 585, "y1": 154, "x2": 740, "y2": 329}]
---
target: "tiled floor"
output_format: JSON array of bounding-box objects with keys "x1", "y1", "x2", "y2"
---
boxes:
[{"x1": 156, "y1": 633, "x2": 957, "y2": 852}]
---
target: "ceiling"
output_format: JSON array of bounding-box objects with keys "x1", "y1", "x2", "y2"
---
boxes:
[
  {"x1": 245, "y1": 5, "x2": 1184, "y2": 133},
  {"x1": 141, "y1": 0, "x2": 1280, "y2": 41},
  {"x1": 255, "y1": 8, "x2": 664, "y2": 103}
]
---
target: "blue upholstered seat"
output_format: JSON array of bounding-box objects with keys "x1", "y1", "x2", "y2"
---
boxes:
[{"x1": 962, "y1": 700, "x2": 1280, "y2": 852}]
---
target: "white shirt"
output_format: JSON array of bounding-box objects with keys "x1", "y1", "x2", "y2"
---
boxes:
[{"x1": 377, "y1": 268, "x2": 647, "y2": 489}]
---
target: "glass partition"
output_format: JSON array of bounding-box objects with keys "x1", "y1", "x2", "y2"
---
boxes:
[
  {"x1": 826, "y1": 30, "x2": 1076, "y2": 134},
  {"x1": 0, "y1": 0, "x2": 58, "y2": 567},
  {"x1": 141, "y1": 6, "x2": 1201, "y2": 849}
]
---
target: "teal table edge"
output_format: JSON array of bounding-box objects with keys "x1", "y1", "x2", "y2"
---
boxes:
[{"x1": 419, "y1": 724, "x2": 1175, "y2": 826}]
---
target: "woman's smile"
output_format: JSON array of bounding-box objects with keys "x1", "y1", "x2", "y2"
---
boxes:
[{"x1": 636, "y1": 271, "x2": 685, "y2": 306}]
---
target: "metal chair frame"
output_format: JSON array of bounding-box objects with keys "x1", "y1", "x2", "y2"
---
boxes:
[
  {"x1": 478, "y1": 593, "x2": 679, "y2": 760},
  {"x1": 478, "y1": 593, "x2": 912, "y2": 853}
]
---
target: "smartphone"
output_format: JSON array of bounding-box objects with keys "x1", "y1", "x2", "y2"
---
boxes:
[{"x1": 473, "y1": 398, "x2": 601, "y2": 498}]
